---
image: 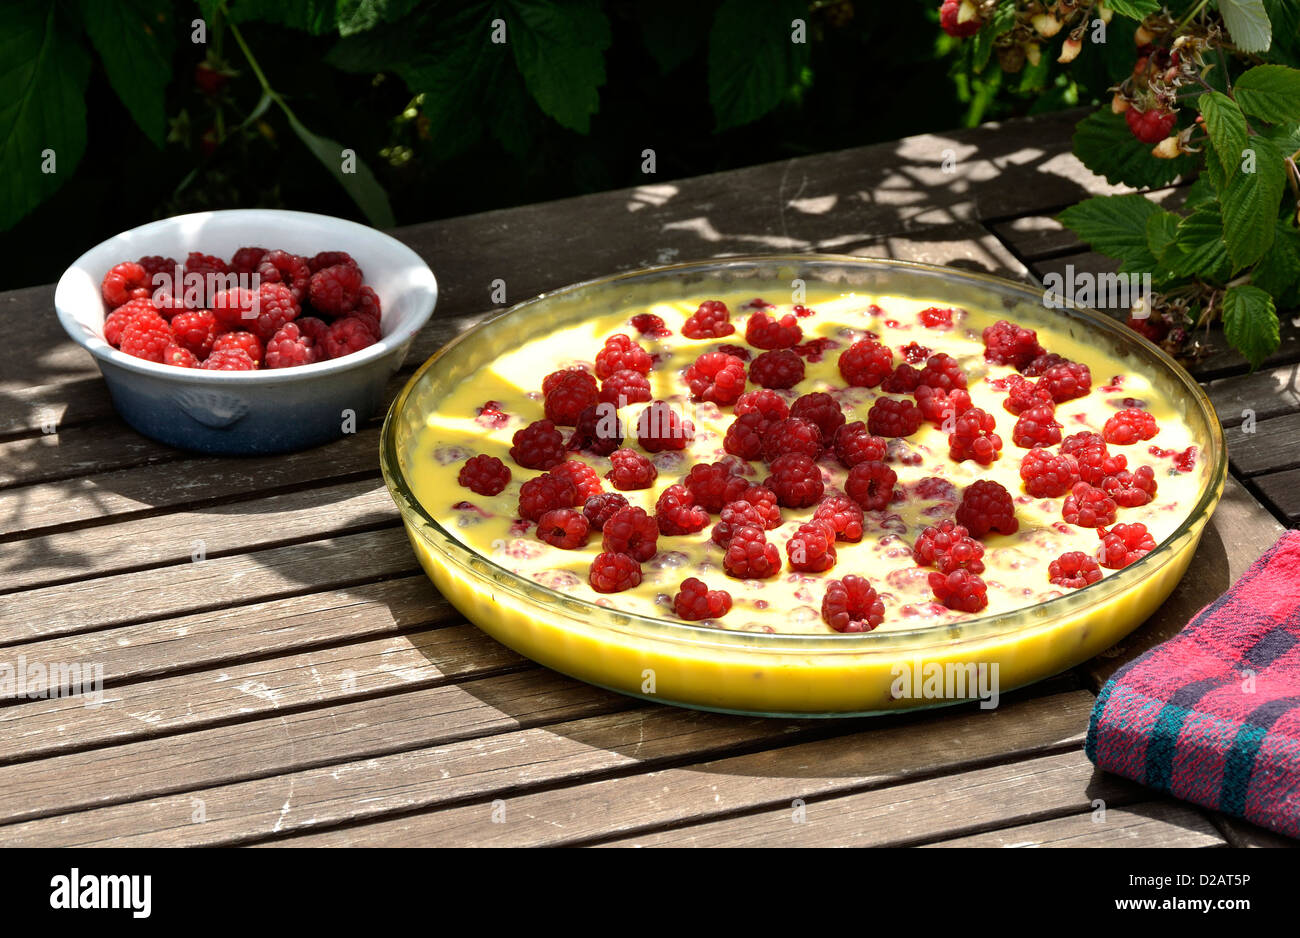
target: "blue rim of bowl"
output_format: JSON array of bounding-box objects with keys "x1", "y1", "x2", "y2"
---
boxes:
[{"x1": 54, "y1": 209, "x2": 438, "y2": 384}]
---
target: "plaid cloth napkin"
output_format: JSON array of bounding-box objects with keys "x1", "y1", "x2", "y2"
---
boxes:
[{"x1": 1086, "y1": 530, "x2": 1300, "y2": 839}]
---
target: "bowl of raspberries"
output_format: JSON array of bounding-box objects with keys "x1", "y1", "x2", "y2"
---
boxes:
[{"x1": 55, "y1": 209, "x2": 437, "y2": 454}]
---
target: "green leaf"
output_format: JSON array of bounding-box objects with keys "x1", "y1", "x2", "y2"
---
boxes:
[
  {"x1": 335, "y1": 0, "x2": 421, "y2": 37},
  {"x1": 636, "y1": 0, "x2": 708, "y2": 74},
  {"x1": 506, "y1": 0, "x2": 611, "y2": 134},
  {"x1": 1263, "y1": 120, "x2": 1300, "y2": 154},
  {"x1": 1183, "y1": 174, "x2": 1219, "y2": 208},
  {"x1": 1146, "y1": 209, "x2": 1182, "y2": 260},
  {"x1": 1198, "y1": 92, "x2": 1248, "y2": 178},
  {"x1": 1220, "y1": 135, "x2": 1286, "y2": 269},
  {"x1": 1218, "y1": 0, "x2": 1274, "y2": 54},
  {"x1": 1072, "y1": 108, "x2": 1193, "y2": 188},
  {"x1": 708, "y1": 0, "x2": 809, "y2": 131},
  {"x1": 228, "y1": 0, "x2": 338, "y2": 34},
  {"x1": 1234, "y1": 65, "x2": 1300, "y2": 124},
  {"x1": 1252, "y1": 222, "x2": 1300, "y2": 304},
  {"x1": 1105, "y1": 0, "x2": 1160, "y2": 17},
  {"x1": 284, "y1": 112, "x2": 396, "y2": 228},
  {"x1": 1057, "y1": 194, "x2": 1163, "y2": 272},
  {"x1": 78, "y1": 0, "x2": 173, "y2": 146},
  {"x1": 970, "y1": 0, "x2": 1016, "y2": 73},
  {"x1": 1162, "y1": 204, "x2": 1233, "y2": 282},
  {"x1": 1222, "y1": 284, "x2": 1280, "y2": 368},
  {"x1": 1263, "y1": 0, "x2": 1300, "y2": 62},
  {"x1": 0, "y1": 0, "x2": 91, "y2": 230}
]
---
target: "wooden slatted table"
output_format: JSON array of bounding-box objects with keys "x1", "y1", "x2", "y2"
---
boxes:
[{"x1": 3, "y1": 109, "x2": 1297, "y2": 848}]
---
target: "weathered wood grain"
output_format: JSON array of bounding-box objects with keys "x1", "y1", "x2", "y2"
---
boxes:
[
  {"x1": 1253, "y1": 468, "x2": 1300, "y2": 523},
  {"x1": 924, "y1": 801, "x2": 1225, "y2": 848},
  {"x1": 1224, "y1": 411, "x2": 1300, "y2": 477},
  {"x1": 1206, "y1": 363, "x2": 1300, "y2": 427}
]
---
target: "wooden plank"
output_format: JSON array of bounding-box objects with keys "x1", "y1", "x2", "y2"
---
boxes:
[
  {"x1": 1205, "y1": 363, "x2": 1300, "y2": 427},
  {"x1": 924, "y1": 801, "x2": 1226, "y2": 848},
  {"x1": 1224, "y1": 411, "x2": 1300, "y2": 477},
  {"x1": 0, "y1": 377, "x2": 113, "y2": 439},
  {"x1": 596, "y1": 749, "x2": 1146, "y2": 847},
  {"x1": 0, "y1": 479, "x2": 396, "y2": 592},
  {"x1": 0, "y1": 426, "x2": 381, "y2": 539},
  {"x1": 0, "y1": 707, "x2": 812, "y2": 846},
  {"x1": 0, "y1": 418, "x2": 179, "y2": 490},
  {"x1": 0, "y1": 626, "x2": 527, "y2": 763},
  {"x1": 1085, "y1": 474, "x2": 1285, "y2": 688},
  {"x1": 0, "y1": 526, "x2": 418, "y2": 645},
  {"x1": 1253, "y1": 467, "x2": 1300, "y2": 523},
  {"x1": 263, "y1": 689, "x2": 1096, "y2": 847}
]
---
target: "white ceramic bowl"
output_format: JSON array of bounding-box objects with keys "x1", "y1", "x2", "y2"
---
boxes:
[{"x1": 55, "y1": 209, "x2": 437, "y2": 455}]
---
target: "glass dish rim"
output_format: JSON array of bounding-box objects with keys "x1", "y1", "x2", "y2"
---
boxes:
[{"x1": 379, "y1": 254, "x2": 1227, "y2": 655}]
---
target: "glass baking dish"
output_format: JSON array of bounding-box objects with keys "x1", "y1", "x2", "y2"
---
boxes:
[{"x1": 380, "y1": 257, "x2": 1226, "y2": 717}]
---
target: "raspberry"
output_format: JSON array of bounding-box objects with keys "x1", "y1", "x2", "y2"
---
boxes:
[
  {"x1": 517, "y1": 471, "x2": 579, "y2": 521},
  {"x1": 1125, "y1": 106, "x2": 1177, "y2": 144},
  {"x1": 1011, "y1": 403, "x2": 1061, "y2": 449},
  {"x1": 710, "y1": 499, "x2": 769, "y2": 547},
  {"x1": 1072, "y1": 443, "x2": 1128, "y2": 486},
  {"x1": 683, "y1": 462, "x2": 748, "y2": 512},
  {"x1": 629, "y1": 313, "x2": 670, "y2": 337},
  {"x1": 1019, "y1": 449, "x2": 1080, "y2": 498},
  {"x1": 162, "y1": 344, "x2": 199, "y2": 368},
  {"x1": 230, "y1": 247, "x2": 268, "y2": 274},
  {"x1": 201, "y1": 348, "x2": 257, "y2": 371},
  {"x1": 1127, "y1": 316, "x2": 1168, "y2": 343},
  {"x1": 673, "y1": 577, "x2": 733, "y2": 620},
  {"x1": 684, "y1": 352, "x2": 747, "y2": 405},
  {"x1": 918, "y1": 306, "x2": 955, "y2": 329},
  {"x1": 764, "y1": 454, "x2": 824, "y2": 508},
  {"x1": 748, "y1": 349, "x2": 805, "y2": 389},
  {"x1": 734, "y1": 389, "x2": 789, "y2": 423},
  {"x1": 881, "y1": 363, "x2": 923, "y2": 393},
  {"x1": 734, "y1": 484, "x2": 783, "y2": 528},
  {"x1": 867, "y1": 397, "x2": 923, "y2": 438},
  {"x1": 569, "y1": 404, "x2": 624, "y2": 456},
  {"x1": 599, "y1": 369, "x2": 653, "y2": 406},
  {"x1": 912, "y1": 520, "x2": 986, "y2": 574},
  {"x1": 745, "y1": 310, "x2": 802, "y2": 349},
  {"x1": 655, "y1": 484, "x2": 710, "y2": 535},
  {"x1": 601, "y1": 506, "x2": 659, "y2": 560},
  {"x1": 821, "y1": 576, "x2": 885, "y2": 632},
  {"x1": 583, "y1": 492, "x2": 629, "y2": 530},
  {"x1": 137, "y1": 255, "x2": 177, "y2": 279},
  {"x1": 949, "y1": 407, "x2": 1003, "y2": 464},
  {"x1": 104, "y1": 298, "x2": 165, "y2": 346},
  {"x1": 917, "y1": 353, "x2": 967, "y2": 391},
  {"x1": 1062, "y1": 482, "x2": 1117, "y2": 528},
  {"x1": 322, "y1": 316, "x2": 378, "y2": 359},
  {"x1": 595, "y1": 334, "x2": 653, "y2": 378},
  {"x1": 536, "y1": 508, "x2": 591, "y2": 550},
  {"x1": 185, "y1": 251, "x2": 229, "y2": 281},
  {"x1": 297, "y1": 316, "x2": 330, "y2": 347},
  {"x1": 838, "y1": 340, "x2": 893, "y2": 387},
  {"x1": 793, "y1": 304, "x2": 815, "y2": 318},
  {"x1": 929, "y1": 569, "x2": 988, "y2": 613},
  {"x1": 510, "y1": 419, "x2": 567, "y2": 470},
  {"x1": 307, "y1": 250, "x2": 359, "y2": 274},
  {"x1": 681, "y1": 300, "x2": 734, "y2": 339},
  {"x1": 955, "y1": 480, "x2": 1018, "y2": 537},
  {"x1": 794, "y1": 337, "x2": 837, "y2": 362},
  {"x1": 167, "y1": 309, "x2": 217, "y2": 358},
  {"x1": 308, "y1": 263, "x2": 364, "y2": 317},
  {"x1": 258, "y1": 250, "x2": 310, "y2": 301},
  {"x1": 813, "y1": 494, "x2": 865, "y2": 542},
  {"x1": 915, "y1": 385, "x2": 973, "y2": 428},
  {"x1": 1022, "y1": 353, "x2": 1069, "y2": 378},
  {"x1": 459, "y1": 454, "x2": 512, "y2": 495},
  {"x1": 636, "y1": 401, "x2": 694, "y2": 451},
  {"x1": 1037, "y1": 362, "x2": 1091, "y2": 402},
  {"x1": 832, "y1": 421, "x2": 888, "y2": 469},
  {"x1": 845, "y1": 460, "x2": 896, "y2": 511},
  {"x1": 718, "y1": 343, "x2": 751, "y2": 361},
  {"x1": 762, "y1": 417, "x2": 823, "y2": 462},
  {"x1": 1100, "y1": 465, "x2": 1158, "y2": 507},
  {"x1": 211, "y1": 330, "x2": 263, "y2": 366},
  {"x1": 264, "y1": 322, "x2": 318, "y2": 368},
  {"x1": 1048, "y1": 551, "x2": 1103, "y2": 588},
  {"x1": 209, "y1": 286, "x2": 260, "y2": 327},
  {"x1": 982, "y1": 320, "x2": 1044, "y2": 370},
  {"x1": 101, "y1": 262, "x2": 151, "y2": 308},
  {"x1": 247, "y1": 282, "x2": 300, "y2": 341},
  {"x1": 1002, "y1": 374, "x2": 1055, "y2": 415},
  {"x1": 606, "y1": 448, "x2": 658, "y2": 490},
  {"x1": 786, "y1": 522, "x2": 837, "y2": 572},
  {"x1": 354, "y1": 286, "x2": 382, "y2": 331},
  {"x1": 544, "y1": 370, "x2": 600, "y2": 426},
  {"x1": 723, "y1": 525, "x2": 781, "y2": 579},
  {"x1": 542, "y1": 368, "x2": 588, "y2": 396},
  {"x1": 723, "y1": 412, "x2": 767, "y2": 460},
  {"x1": 589, "y1": 552, "x2": 642, "y2": 593},
  {"x1": 1061, "y1": 431, "x2": 1108, "y2": 458},
  {"x1": 1103, "y1": 408, "x2": 1159, "y2": 445},
  {"x1": 789, "y1": 392, "x2": 846, "y2": 440},
  {"x1": 1097, "y1": 522, "x2": 1157, "y2": 569},
  {"x1": 900, "y1": 341, "x2": 932, "y2": 364},
  {"x1": 553, "y1": 459, "x2": 603, "y2": 500}
]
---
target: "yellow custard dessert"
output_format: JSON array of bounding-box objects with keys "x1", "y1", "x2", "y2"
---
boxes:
[{"x1": 382, "y1": 258, "x2": 1224, "y2": 716}]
